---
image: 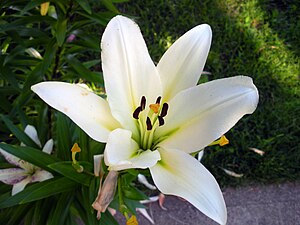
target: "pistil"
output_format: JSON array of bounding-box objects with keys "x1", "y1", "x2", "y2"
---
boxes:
[{"x1": 132, "y1": 96, "x2": 169, "y2": 150}]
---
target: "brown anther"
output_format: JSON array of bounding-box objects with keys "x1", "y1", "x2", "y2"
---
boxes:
[
  {"x1": 160, "y1": 103, "x2": 169, "y2": 117},
  {"x1": 149, "y1": 103, "x2": 160, "y2": 114},
  {"x1": 133, "y1": 106, "x2": 142, "y2": 119},
  {"x1": 146, "y1": 117, "x2": 153, "y2": 130},
  {"x1": 156, "y1": 96, "x2": 162, "y2": 104},
  {"x1": 140, "y1": 96, "x2": 146, "y2": 110},
  {"x1": 158, "y1": 116, "x2": 165, "y2": 126}
]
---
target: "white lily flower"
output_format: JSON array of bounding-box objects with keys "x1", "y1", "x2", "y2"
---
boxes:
[
  {"x1": 0, "y1": 125, "x2": 54, "y2": 195},
  {"x1": 31, "y1": 16, "x2": 258, "y2": 224}
]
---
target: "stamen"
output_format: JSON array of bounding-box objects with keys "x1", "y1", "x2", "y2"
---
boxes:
[
  {"x1": 208, "y1": 135, "x2": 229, "y2": 146},
  {"x1": 156, "y1": 96, "x2": 162, "y2": 104},
  {"x1": 149, "y1": 103, "x2": 160, "y2": 114},
  {"x1": 133, "y1": 106, "x2": 142, "y2": 119},
  {"x1": 160, "y1": 103, "x2": 169, "y2": 117},
  {"x1": 146, "y1": 117, "x2": 153, "y2": 130},
  {"x1": 141, "y1": 96, "x2": 146, "y2": 110},
  {"x1": 219, "y1": 135, "x2": 229, "y2": 146},
  {"x1": 71, "y1": 143, "x2": 81, "y2": 153},
  {"x1": 158, "y1": 116, "x2": 165, "y2": 126}
]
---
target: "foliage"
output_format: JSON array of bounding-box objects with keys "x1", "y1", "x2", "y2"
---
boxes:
[
  {"x1": 0, "y1": 1, "x2": 143, "y2": 224},
  {"x1": 120, "y1": 0, "x2": 300, "y2": 186}
]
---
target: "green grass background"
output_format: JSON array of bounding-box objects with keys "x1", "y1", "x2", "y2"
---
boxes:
[{"x1": 118, "y1": 0, "x2": 300, "y2": 186}]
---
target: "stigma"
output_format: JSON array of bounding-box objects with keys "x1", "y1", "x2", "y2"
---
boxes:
[{"x1": 132, "y1": 96, "x2": 169, "y2": 130}]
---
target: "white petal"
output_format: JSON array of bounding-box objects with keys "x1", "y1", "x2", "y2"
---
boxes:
[
  {"x1": 157, "y1": 76, "x2": 259, "y2": 153},
  {"x1": 23, "y1": 125, "x2": 42, "y2": 147},
  {"x1": 42, "y1": 139, "x2": 53, "y2": 154},
  {"x1": 157, "y1": 24, "x2": 212, "y2": 101},
  {"x1": 150, "y1": 148, "x2": 227, "y2": 225},
  {"x1": 31, "y1": 169, "x2": 54, "y2": 182},
  {"x1": 140, "y1": 196, "x2": 159, "y2": 204},
  {"x1": 0, "y1": 149, "x2": 22, "y2": 167},
  {"x1": 12, "y1": 177, "x2": 31, "y2": 195},
  {"x1": 137, "y1": 174, "x2": 157, "y2": 190},
  {"x1": 0, "y1": 168, "x2": 26, "y2": 185},
  {"x1": 31, "y1": 82, "x2": 120, "y2": 142},
  {"x1": 101, "y1": 16, "x2": 162, "y2": 136},
  {"x1": 104, "y1": 128, "x2": 160, "y2": 171},
  {"x1": 136, "y1": 208, "x2": 155, "y2": 224},
  {"x1": 198, "y1": 150, "x2": 204, "y2": 161}
]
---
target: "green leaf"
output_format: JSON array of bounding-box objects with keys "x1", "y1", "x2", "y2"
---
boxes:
[
  {"x1": 75, "y1": 0, "x2": 91, "y2": 14},
  {"x1": 88, "y1": 177, "x2": 100, "y2": 205},
  {"x1": 83, "y1": 59, "x2": 100, "y2": 69},
  {"x1": 100, "y1": 210, "x2": 119, "y2": 225},
  {"x1": 0, "y1": 143, "x2": 60, "y2": 171},
  {"x1": 48, "y1": 162, "x2": 93, "y2": 186},
  {"x1": 21, "y1": 0, "x2": 49, "y2": 14},
  {"x1": 56, "y1": 19, "x2": 67, "y2": 47},
  {"x1": 0, "y1": 95, "x2": 11, "y2": 113},
  {"x1": 47, "y1": 192, "x2": 74, "y2": 225},
  {"x1": 66, "y1": 56, "x2": 103, "y2": 83},
  {"x1": 123, "y1": 197, "x2": 144, "y2": 215},
  {"x1": 3, "y1": 44, "x2": 26, "y2": 65},
  {"x1": 123, "y1": 185, "x2": 147, "y2": 201},
  {"x1": 0, "y1": 177, "x2": 78, "y2": 209},
  {"x1": 76, "y1": 11, "x2": 109, "y2": 26},
  {"x1": 101, "y1": 0, "x2": 120, "y2": 14},
  {"x1": 23, "y1": 38, "x2": 57, "y2": 90},
  {"x1": 55, "y1": 112, "x2": 73, "y2": 160},
  {"x1": 0, "y1": 115, "x2": 40, "y2": 148}
]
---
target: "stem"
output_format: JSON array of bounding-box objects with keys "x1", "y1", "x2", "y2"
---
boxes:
[{"x1": 117, "y1": 176, "x2": 130, "y2": 219}]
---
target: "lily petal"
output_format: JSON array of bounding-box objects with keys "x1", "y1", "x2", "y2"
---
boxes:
[
  {"x1": 31, "y1": 82, "x2": 120, "y2": 142},
  {"x1": 31, "y1": 169, "x2": 53, "y2": 182},
  {"x1": 136, "y1": 208, "x2": 155, "y2": 224},
  {"x1": 24, "y1": 125, "x2": 42, "y2": 147},
  {"x1": 157, "y1": 76, "x2": 259, "y2": 153},
  {"x1": 12, "y1": 177, "x2": 31, "y2": 195},
  {"x1": 0, "y1": 168, "x2": 26, "y2": 185},
  {"x1": 104, "y1": 129, "x2": 160, "y2": 171},
  {"x1": 150, "y1": 148, "x2": 227, "y2": 225},
  {"x1": 101, "y1": 16, "x2": 162, "y2": 136},
  {"x1": 42, "y1": 139, "x2": 53, "y2": 154},
  {"x1": 0, "y1": 149, "x2": 23, "y2": 167},
  {"x1": 157, "y1": 24, "x2": 212, "y2": 101}
]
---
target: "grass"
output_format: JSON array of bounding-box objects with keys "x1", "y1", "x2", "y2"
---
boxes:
[{"x1": 119, "y1": 0, "x2": 300, "y2": 186}]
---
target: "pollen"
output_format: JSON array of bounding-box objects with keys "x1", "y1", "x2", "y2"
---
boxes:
[
  {"x1": 126, "y1": 215, "x2": 138, "y2": 225},
  {"x1": 149, "y1": 103, "x2": 160, "y2": 114},
  {"x1": 208, "y1": 135, "x2": 229, "y2": 147},
  {"x1": 71, "y1": 143, "x2": 81, "y2": 152},
  {"x1": 219, "y1": 135, "x2": 229, "y2": 146}
]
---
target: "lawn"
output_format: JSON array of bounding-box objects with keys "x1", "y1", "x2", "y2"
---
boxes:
[{"x1": 119, "y1": 0, "x2": 300, "y2": 186}]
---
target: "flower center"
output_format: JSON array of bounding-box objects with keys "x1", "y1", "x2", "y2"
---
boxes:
[{"x1": 132, "y1": 96, "x2": 169, "y2": 150}]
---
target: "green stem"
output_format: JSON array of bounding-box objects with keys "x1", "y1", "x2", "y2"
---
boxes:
[{"x1": 117, "y1": 176, "x2": 129, "y2": 220}]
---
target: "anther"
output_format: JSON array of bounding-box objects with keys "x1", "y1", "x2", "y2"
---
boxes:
[
  {"x1": 140, "y1": 96, "x2": 146, "y2": 110},
  {"x1": 156, "y1": 96, "x2": 162, "y2": 104},
  {"x1": 158, "y1": 116, "x2": 165, "y2": 126},
  {"x1": 160, "y1": 103, "x2": 169, "y2": 117},
  {"x1": 146, "y1": 117, "x2": 153, "y2": 130},
  {"x1": 133, "y1": 106, "x2": 142, "y2": 119}
]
